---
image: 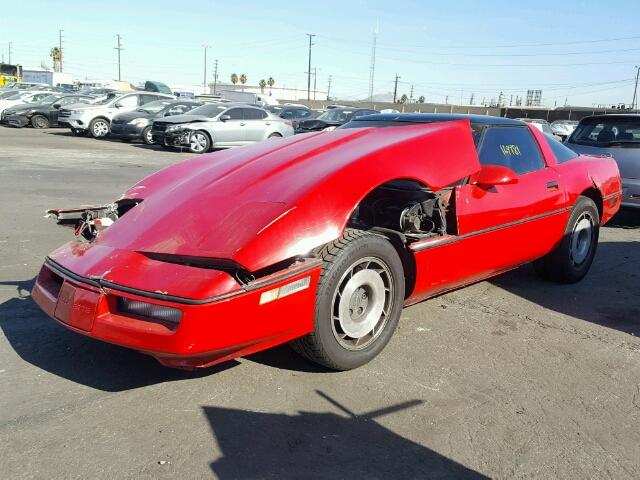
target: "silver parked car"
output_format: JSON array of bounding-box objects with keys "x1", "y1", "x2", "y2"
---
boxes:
[
  {"x1": 551, "y1": 119, "x2": 578, "y2": 140},
  {"x1": 151, "y1": 103, "x2": 294, "y2": 154},
  {"x1": 565, "y1": 114, "x2": 640, "y2": 209}
]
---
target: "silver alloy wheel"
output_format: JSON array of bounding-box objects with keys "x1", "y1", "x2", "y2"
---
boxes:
[
  {"x1": 144, "y1": 128, "x2": 153, "y2": 143},
  {"x1": 190, "y1": 132, "x2": 208, "y2": 152},
  {"x1": 93, "y1": 120, "x2": 109, "y2": 137},
  {"x1": 33, "y1": 116, "x2": 47, "y2": 128},
  {"x1": 331, "y1": 257, "x2": 394, "y2": 351},
  {"x1": 570, "y1": 212, "x2": 594, "y2": 266}
]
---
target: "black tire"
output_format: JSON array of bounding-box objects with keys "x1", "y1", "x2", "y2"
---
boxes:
[
  {"x1": 89, "y1": 118, "x2": 110, "y2": 138},
  {"x1": 188, "y1": 130, "x2": 211, "y2": 154},
  {"x1": 71, "y1": 128, "x2": 86, "y2": 137},
  {"x1": 533, "y1": 196, "x2": 600, "y2": 283},
  {"x1": 291, "y1": 229, "x2": 405, "y2": 370},
  {"x1": 31, "y1": 114, "x2": 49, "y2": 129},
  {"x1": 142, "y1": 126, "x2": 154, "y2": 145}
]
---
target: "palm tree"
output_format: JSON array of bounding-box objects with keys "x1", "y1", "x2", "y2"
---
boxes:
[
  {"x1": 400, "y1": 94, "x2": 408, "y2": 104},
  {"x1": 418, "y1": 95, "x2": 425, "y2": 103},
  {"x1": 267, "y1": 77, "x2": 275, "y2": 94},
  {"x1": 259, "y1": 79, "x2": 267, "y2": 94},
  {"x1": 239, "y1": 74, "x2": 247, "y2": 91},
  {"x1": 230, "y1": 73, "x2": 238, "y2": 86}
]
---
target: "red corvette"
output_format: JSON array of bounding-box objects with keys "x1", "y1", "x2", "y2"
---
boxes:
[{"x1": 32, "y1": 114, "x2": 622, "y2": 371}]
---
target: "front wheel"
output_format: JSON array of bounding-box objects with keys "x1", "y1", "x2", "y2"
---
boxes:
[
  {"x1": 291, "y1": 229, "x2": 405, "y2": 370},
  {"x1": 31, "y1": 114, "x2": 50, "y2": 129},
  {"x1": 188, "y1": 131, "x2": 210, "y2": 154},
  {"x1": 534, "y1": 196, "x2": 600, "y2": 283},
  {"x1": 89, "y1": 118, "x2": 110, "y2": 138},
  {"x1": 142, "y1": 126, "x2": 154, "y2": 145}
]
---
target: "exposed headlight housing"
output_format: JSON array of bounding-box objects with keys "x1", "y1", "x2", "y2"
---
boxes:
[
  {"x1": 116, "y1": 297, "x2": 182, "y2": 327},
  {"x1": 129, "y1": 118, "x2": 149, "y2": 126},
  {"x1": 165, "y1": 124, "x2": 181, "y2": 132}
]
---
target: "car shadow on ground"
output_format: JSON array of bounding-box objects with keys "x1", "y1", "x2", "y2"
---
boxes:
[
  {"x1": 606, "y1": 208, "x2": 640, "y2": 229},
  {"x1": 203, "y1": 389, "x2": 488, "y2": 479},
  {"x1": 491, "y1": 239, "x2": 640, "y2": 336},
  {"x1": 0, "y1": 277, "x2": 238, "y2": 392}
]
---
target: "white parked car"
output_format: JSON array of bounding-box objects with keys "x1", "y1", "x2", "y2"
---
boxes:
[
  {"x1": 0, "y1": 90, "x2": 55, "y2": 117},
  {"x1": 58, "y1": 91, "x2": 174, "y2": 138},
  {"x1": 551, "y1": 120, "x2": 578, "y2": 140}
]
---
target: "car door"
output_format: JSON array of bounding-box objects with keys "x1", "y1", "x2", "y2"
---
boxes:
[
  {"x1": 111, "y1": 94, "x2": 139, "y2": 119},
  {"x1": 212, "y1": 107, "x2": 245, "y2": 146},
  {"x1": 50, "y1": 96, "x2": 81, "y2": 124},
  {"x1": 243, "y1": 108, "x2": 270, "y2": 142},
  {"x1": 410, "y1": 125, "x2": 567, "y2": 299}
]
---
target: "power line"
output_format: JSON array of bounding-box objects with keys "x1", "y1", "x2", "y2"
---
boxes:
[
  {"x1": 114, "y1": 34, "x2": 123, "y2": 81},
  {"x1": 306, "y1": 33, "x2": 316, "y2": 101}
]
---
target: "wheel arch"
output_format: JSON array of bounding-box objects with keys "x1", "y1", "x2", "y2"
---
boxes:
[{"x1": 579, "y1": 187, "x2": 603, "y2": 220}]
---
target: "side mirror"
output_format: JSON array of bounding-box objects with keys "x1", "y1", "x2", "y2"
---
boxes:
[
  {"x1": 219, "y1": 114, "x2": 231, "y2": 122},
  {"x1": 473, "y1": 164, "x2": 518, "y2": 188},
  {"x1": 52, "y1": 104, "x2": 61, "y2": 109}
]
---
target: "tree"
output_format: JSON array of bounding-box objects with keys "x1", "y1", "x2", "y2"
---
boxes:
[
  {"x1": 259, "y1": 79, "x2": 267, "y2": 94},
  {"x1": 400, "y1": 94, "x2": 408, "y2": 104},
  {"x1": 50, "y1": 47, "x2": 62, "y2": 72},
  {"x1": 239, "y1": 74, "x2": 247, "y2": 91},
  {"x1": 418, "y1": 95, "x2": 425, "y2": 103},
  {"x1": 230, "y1": 73, "x2": 238, "y2": 85},
  {"x1": 267, "y1": 77, "x2": 275, "y2": 93}
]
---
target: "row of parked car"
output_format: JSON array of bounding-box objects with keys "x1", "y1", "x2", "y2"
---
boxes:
[{"x1": 0, "y1": 88, "x2": 385, "y2": 154}]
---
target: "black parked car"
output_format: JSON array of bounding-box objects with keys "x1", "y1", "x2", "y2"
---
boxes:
[
  {"x1": 3, "y1": 94, "x2": 95, "y2": 128},
  {"x1": 295, "y1": 107, "x2": 378, "y2": 133},
  {"x1": 265, "y1": 104, "x2": 317, "y2": 129},
  {"x1": 110, "y1": 99, "x2": 204, "y2": 144}
]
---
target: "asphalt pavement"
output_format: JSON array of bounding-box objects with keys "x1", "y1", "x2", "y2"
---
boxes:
[{"x1": 1, "y1": 126, "x2": 639, "y2": 479}]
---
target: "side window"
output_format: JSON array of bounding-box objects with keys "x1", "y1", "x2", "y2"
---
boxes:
[
  {"x1": 297, "y1": 109, "x2": 311, "y2": 118},
  {"x1": 280, "y1": 109, "x2": 295, "y2": 119},
  {"x1": 225, "y1": 108, "x2": 243, "y2": 120},
  {"x1": 244, "y1": 108, "x2": 267, "y2": 120},
  {"x1": 139, "y1": 95, "x2": 159, "y2": 105},
  {"x1": 166, "y1": 105, "x2": 188, "y2": 116},
  {"x1": 59, "y1": 97, "x2": 77, "y2": 105},
  {"x1": 544, "y1": 134, "x2": 579, "y2": 164},
  {"x1": 478, "y1": 127, "x2": 545, "y2": 175},
  {"x1": 115, "y1": 95, "x2": 138, "y2": 108}
]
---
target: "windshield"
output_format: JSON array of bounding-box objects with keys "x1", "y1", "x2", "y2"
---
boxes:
[
  {"x1": 38, "y1": 94, "x2": 63, "y2": 104},
  {"x1": 265, "y1": 105, "x2": 283, "y2": 113},
  {"x1": 318, "y1": 109, "x2": 355, "y2": 122},
  {"x1": 138, "y1": 100, "x2": 174, "y2": 113},
  {"x1": 188, "y1": 103, "x2": 229, "y2": 117},
  {"x1": 570, "y1": 117, "x2": 640, "y2": 146},
  {"x1": 93, "y1": 93, "x2": 121, "y2": 105}
]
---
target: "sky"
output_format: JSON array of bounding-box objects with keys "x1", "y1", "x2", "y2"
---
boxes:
[{"x1": 2, "y1": 0, "x2": 640, "y2": 107}]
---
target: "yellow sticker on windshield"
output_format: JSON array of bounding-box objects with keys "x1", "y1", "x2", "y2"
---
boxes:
[{"x1": 500, "y1": 144, "x2": 521, "y2": 156}]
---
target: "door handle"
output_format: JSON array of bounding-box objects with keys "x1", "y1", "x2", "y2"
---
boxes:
[
  {"x1": 546, "y1": 181, "x2": 559, "y2": 190},
  {"x1": 240, "y1": 122, "x2": 246, "y2": 126}
]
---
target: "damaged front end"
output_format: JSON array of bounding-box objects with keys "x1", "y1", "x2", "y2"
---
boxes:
[{"x1": 45, "y1": 198, "x2": 142, "y2": 241}]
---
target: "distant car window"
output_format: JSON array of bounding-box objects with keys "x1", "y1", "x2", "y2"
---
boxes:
[
  {"x1": 244, "y1": 108, "x2": 267, "y2": 120},
  {"x1": 59, "y1": 96, "x2": 79, "y2": 105},
  {"x1": 115, "y1": 95, "x2": 138, "y2": 108},
  {"x1": 296, "y1": 109, "x2": 311, "y2": 117},
  {"x1": 541, "y1": 123, "x2": 554, "y2": 135},
  {"x1": 225, "y1": 108, "x2": 243, "y2": 120},
  {"x1": 280, "y1": 109, "x2": 295, "y2": 119},
  {"x1": 139, "y1": 95, "x2": 160, "y2": 105},
  {"x1": 189, "y1": 103, "x2": 228, "y2": 117},
  {"x1": 569, "y1": 117, "x2": 640, "y2": 146},
  {"x1": 352, "y1": 110, "x2": 377, "y2": 119},
  {"x1": 544, "y1": 134, "x2": 579, "y2": 163},
  {"x1": 478, "y1": 126, "x2": 545, "y2": 175},
  {"x1": 165, "y1": 104, "x2": 190, "y2": 116}
]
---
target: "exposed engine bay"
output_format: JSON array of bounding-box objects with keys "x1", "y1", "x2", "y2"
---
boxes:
[
  {"x1": 45, "y1": 198, "x2": 142, "y2": 241},
  {"x1": 350, "y1": 180, "x2": 454, "y2": 241}
]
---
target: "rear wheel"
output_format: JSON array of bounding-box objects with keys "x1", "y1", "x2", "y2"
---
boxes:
[
  {"x1": 89, "y1": 118, "x2": 110, "y2": 138},
  {"x1": 534, "y1": 196, "x2": 600, "y2": 283},
  {"x1": 188, "y1": 131, "x2": 210, "y2": 154},
  {"x1": 291, "y1": 229, "x2": 405, "y2": 370},
  {"x1": 268, "y1": 132, "x2": 282, "y2": 139},
  {"x1": 31, "y1": 114, "x2": 49, "y2": 129}
]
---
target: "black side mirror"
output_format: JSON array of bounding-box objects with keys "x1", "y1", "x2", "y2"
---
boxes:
[{"x1": 53, "y1": 104, "x2": 61, "y2": 109}]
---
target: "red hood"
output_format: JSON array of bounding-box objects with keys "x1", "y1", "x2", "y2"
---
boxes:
[{"x1": 96, "y1": 121, "x2": 480, "y2": 271}]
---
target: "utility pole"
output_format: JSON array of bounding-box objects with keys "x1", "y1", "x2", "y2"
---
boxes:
[
  {"x1": 632, "y1": 65, "x2": 640, "y2": 112},
  {"x1": 213, "y1": 59, "x2": 219, "y2": 94},
  {"x1": 327, "y1": 75, "x2": 332, "y2": 101},
  {"x1": 368, "y1": 23, "x2": 378, "y2": 102},
  {"x1": 202, "y1": 45, "x2": 209, "y2": 94},
  {"x1": 306, "y1": 33, "x2": 316, "y2": 101},
  {"x1": 114, "y1": 34, "x2": 123, "y2": 81},
  {"x1": 409, "y1": 84, "x2": 414, "y2": 103},
  {"x1": 59, "y1": 29, "x2": 63, "y2": 72},
  {"x1": 8, "y1": 42, "x2": 12, "y2": 64},
  {"x1": 313, "y1": 67, "x2": 317, "y2": 100},
  {"x1": 393, "y1": 74, "x2": 400, "y2": 104}
]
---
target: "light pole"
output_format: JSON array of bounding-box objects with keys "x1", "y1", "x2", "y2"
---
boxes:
[
  {"x1": 202, "y1": 45, "x2": 209, "y2": 94},
  {"x1": 306, "y1": 34, "x2": 316, "y2": 101}
]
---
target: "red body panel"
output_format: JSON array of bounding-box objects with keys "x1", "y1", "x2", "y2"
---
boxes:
[{"x1": 32, "y1": 121, "x2": 622, "y2": 368}]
